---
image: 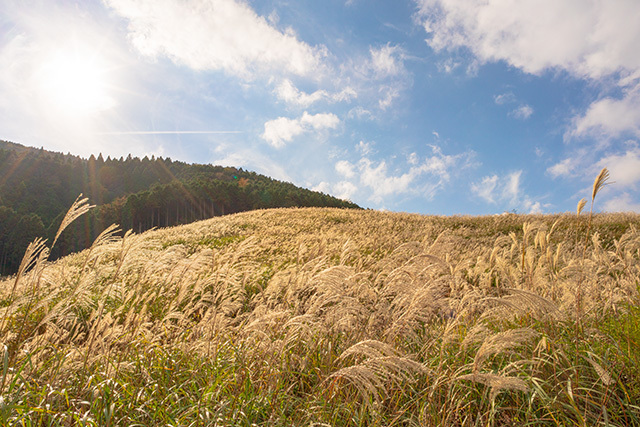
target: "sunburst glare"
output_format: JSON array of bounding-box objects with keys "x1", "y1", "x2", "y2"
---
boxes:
[{"x1": 38, "y1": 48, "x2": 115, "y2": 116}]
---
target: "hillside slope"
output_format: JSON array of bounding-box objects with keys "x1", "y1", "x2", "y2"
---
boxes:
[
  {"x1": 0, "y1": 140, "x2": 359, "y2": 275},
  {"x1": 1, "y1": 207, "x2": 639, "y2": 425}
]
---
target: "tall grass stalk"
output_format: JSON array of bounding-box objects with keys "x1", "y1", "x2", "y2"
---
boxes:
[{"x1": 0, "y1": 189, "x2": 639, "y2": 425}]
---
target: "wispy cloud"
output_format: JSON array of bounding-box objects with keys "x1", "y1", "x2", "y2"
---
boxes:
[
  {"x1": 369, "y1": 44, "x2": 404, "y2": 78},
  {"x1": 596, "y1": 147, "x2": 640, "y2": 187},
  {"x1": 274, "y1": 79, "x2": 356, "y2": 107},
  {"x1": 340, "y1": 43, "x2": 410, "y2": 113},
  {"x1": 378, "y1": 85, "x2": 401, "y2": 110},
  {"x1": 312, "y1": 180, "x2": 358, "y2": 201},
  {"x1": 470, "y1": 175, "x2": 498, "y2": 203},
  {"x1": 603, "y1": 193, "x2": 640, "y2": 213},
  {"x1": 509, "y1": 104, "x2": 534, "y2": 120},
  {"x1": 347, "y1": 107, "x2": 374, "y2": 121},
  {"x1": 416, "y1": 0, "x2": 640, "y2": 79},
  {"x1": 548, "y1": 145, "x2": 640, "y2": 212},
  {"x1": 417, "y1": 0, "x2": 640, "y2": 138},
  {"x1": 569, "y1": 84, "x2": 640, "y2": 140},
  {"x1": 335, "y1": 160, "x2": 356, "y2": 178},
  {"x1": 355, "y1": 140, "x2": 373, "y2": 155},
  {"x1": 493, "y1": 92, "x2": 533, "y2": 120},
  {"x1": 494, "y1": 92, "x2": 516, "y2": 105},
  {"x1": 358, "y1": 158, "x2": 414, "y2": 201},
  {"x1": 345, "y1": 145, "x2": 475, "y2": 203},
  {"x1": 261, "y1": 111, "x2": 340, "y2": 148},
  {"x1": 471, "y1": 171, "x2": 543, "y2": 213},
  {"x1": 105, "y1": 0, "x2": 326, "y2": 79},
  {"x1": 547, "y1": 157, "x2": 576, "y2": 178},
  {"x1": 503, "y1": 171, "x2": 522, "y2": 203},
  {"x1": 333, "y1": 181, "x2": 358, "y2": 200},
  {"x1": 549, "y1": 144, "x2": 640, "y2": 184}
]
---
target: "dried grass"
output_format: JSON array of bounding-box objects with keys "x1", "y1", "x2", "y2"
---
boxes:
[{"x1": 0, "y1": 192, "x2": 639, "y2": 425}]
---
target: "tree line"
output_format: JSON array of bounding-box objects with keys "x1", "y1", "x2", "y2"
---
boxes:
[{"x1": 0, "y1": 140, "x2": 360, "y2": 275}]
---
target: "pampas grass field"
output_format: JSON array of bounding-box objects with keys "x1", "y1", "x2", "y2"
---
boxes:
[{"x1": 1, "y1": 172, "x2": 640, "y2": 426}]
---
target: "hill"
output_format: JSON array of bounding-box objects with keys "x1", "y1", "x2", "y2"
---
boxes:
[
  {"x1": 0, "y1": 140, "x2": 360, "y2": 275},
  {"x1": 1, "y1": 205, "x2": 639, "y2": 425}
]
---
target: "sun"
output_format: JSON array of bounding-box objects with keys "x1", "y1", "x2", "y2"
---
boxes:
[{"x1": 38, "y1": 48, "x2": 115, "y2": 116}]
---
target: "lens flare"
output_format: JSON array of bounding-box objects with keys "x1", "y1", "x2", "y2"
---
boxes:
[{"x1": 38, "y1": 49, "x2": 115, "y2": 116}]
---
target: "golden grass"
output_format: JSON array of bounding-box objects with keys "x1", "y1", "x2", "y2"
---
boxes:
[{"x1": 1, "y1": 204, "x2": 640, "y2": 425}]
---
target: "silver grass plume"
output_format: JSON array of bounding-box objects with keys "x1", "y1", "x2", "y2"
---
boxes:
[
  {"x1": 457, "y1": 372, "x2": 528, "y2": 402},
  {"x1": 52, "y1": 194, "x2": 95, "y2": 249},
  {"x1": 592, "y1": 167, "x2": 610, "y2": 203},
  {"x1": 576, "y1": 198, "x2": 587, "y2": 216},
  {"x1": 325, "y1": 339, "x2": 428, "y2": 406},
  {"x1": 473, "y1": 327, "x2": 538, "y2": 373}
]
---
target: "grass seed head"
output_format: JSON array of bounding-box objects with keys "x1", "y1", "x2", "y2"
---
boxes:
[{"x1": 592, "y1": 167, "x2": 610, "y2": 202}]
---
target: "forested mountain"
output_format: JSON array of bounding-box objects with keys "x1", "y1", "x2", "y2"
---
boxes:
[{"x1": 0, "y1": 140, "x2": 360, "y2": 275}]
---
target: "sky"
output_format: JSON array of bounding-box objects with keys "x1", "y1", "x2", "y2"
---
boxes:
[{"x1": 1, "y1": 0, "x2": 640, "y2": 215}]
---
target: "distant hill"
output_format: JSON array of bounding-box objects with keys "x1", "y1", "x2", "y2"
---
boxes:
[{"x1": 0, "y1": 139, "x2": 360, "y2": 275}]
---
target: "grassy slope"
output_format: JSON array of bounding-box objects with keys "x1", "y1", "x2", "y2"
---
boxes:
[{"x1": 1, "y1": 207, "x2": 640, "y2": 426}]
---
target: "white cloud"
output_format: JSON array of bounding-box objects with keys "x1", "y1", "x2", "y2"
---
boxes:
[
  {"x1": 369, "y1": 44, "x2": 403, "y2": 78},
  {"x1": 367, "y1": 45, "x2": 407, "y2": 110},
  {"x1": 570, "y1": 84, "x2": 640, "y2": 140},
  {"x1": 493, "y1": 92, "x2": 533, "y2": 119},
  {"x1": 335, "y1": 160, "x2": 355, "y2": 178},
  {"x1": 313, "y1": 177, "x2": 358, "y2": 203},
  {"x1": 503, "y1": 171, "x2": 522, "y2": 202},
  {"x1": 596, "y1": 148, "x2": 640, "y2": 187},
  {"x1": 603, "y1": 193, "x2": 640, "y2": 213},
  {"x1": 417, "y1": 0, "x2": 640, "y2": 138},
  {"x1": 356, "y1": 145, "x2": 475, "y2": 203},
  {"x1": 471, "y1": 170, "x2": 542, "y2": 213},
  {"x1": 333, "y1": 181, "x2": 358, "y2": 201},
  {"x1": 312, "y1": 177, "x2": 359, "y2": 203},
  {"x1": 408, "y1": 152, "x2": 419, "y2": 165},
  {"x1": 356, "y1": 140, "x2": 373, "y2": 155},
  {"x1": 494, "y1": 92, "x2": 516, "y2": 105},
  {"x1": 550, "y1": 146, "x2": 640, "y2": 193},
  {"x1": 416, "y1": 0, "x2": 640, "y2": 79},
  {"x1": 547, "y1": 146, "x2": 640, "y2": 212},
  {"x1": 334, "y1": 87, "x2": 358, "y2": 102},
  {"x1": 523, "y1": 200, "x2": 543, "y2": 214},
  {"x1": 275, "y1": 80, "x2": 325, "y2": 107},
  {"x1": 312, "y1": 181, "x2": 331, "y2": 194},
  {"x1": 105, "y1": 0, "x2": 326, "y2": 79},
  {"x1": 261, "y1": 111, "x2": 340, "y2": 147},
  {"x1": 341, "y1": 43, "x2": 409, "y2": 111},
  {"x1": 547, "y1": 158, "x2": 576, "y2": 178},
  {"x1": 470, "y1": 175, "x2": 498, "y2": 203},
  {"x1": 358, "y1": 158, "x2": 415, "y2": 201},
  {"x1": 274, "y1": 79, "x2": 356, "y2": 107},
  {"x1": 378, "y1": 85, "x2": 401, "y2": 110},
  {"x1": 301, "y1": 111, "x2": 341, "y2": 130},
  {"x1": 347, "y1": 106, "x2": 374, "y2": 121},
  {"x1": 262, "y1": 117, "x2": 304, "y2": 148},
  {"x1": 510, "y1": 104, "x2": 534, "y2": 120},
  {"x1": 420, "y1": 145, "x2": 469, "y2": 182},
  {"x1": 437, "y1": 57, "x2": 461, "y2": 73}
]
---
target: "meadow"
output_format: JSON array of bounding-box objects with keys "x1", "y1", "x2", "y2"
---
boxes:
[{"x1": 1, "y1": 170, "x2": 639, "y2": 426}]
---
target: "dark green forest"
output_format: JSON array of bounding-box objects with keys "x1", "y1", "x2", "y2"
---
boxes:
[{"x1": 0, "y1": 140, "x2": 360, "y2": 275}]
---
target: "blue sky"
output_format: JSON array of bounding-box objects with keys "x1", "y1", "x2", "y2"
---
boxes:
[{"x1": 1, "y1": 0, "x2": 640, "y2": 214}]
